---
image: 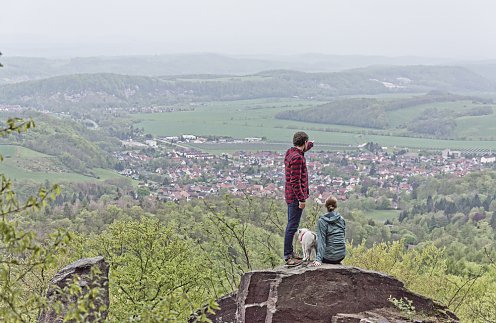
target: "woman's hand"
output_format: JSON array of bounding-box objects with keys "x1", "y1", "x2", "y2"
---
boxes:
[{"x1": 310, "y1": 261, "x2": 322, "y2": 267}]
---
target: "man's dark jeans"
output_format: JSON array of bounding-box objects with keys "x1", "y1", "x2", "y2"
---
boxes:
[{"x1": 284, "y1": 200, "x2": 303, "y2": 260}]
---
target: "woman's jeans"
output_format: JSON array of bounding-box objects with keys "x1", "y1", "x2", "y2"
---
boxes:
[{"x1": 322, "y1": 257, "x2": 344, "y2": 264}]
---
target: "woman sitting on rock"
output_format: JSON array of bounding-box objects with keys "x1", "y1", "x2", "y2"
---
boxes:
[{"x1": 311, "y1": 196, "x2": 346, "y2": 266}]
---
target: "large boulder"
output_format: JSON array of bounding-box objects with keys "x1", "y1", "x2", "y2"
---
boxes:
[
  {"x1": 38, "y1": 256, "x2": 110, "y2": 322},
  {"x1": 210, "y1": 265, "x2": 459, "y2": 323}
]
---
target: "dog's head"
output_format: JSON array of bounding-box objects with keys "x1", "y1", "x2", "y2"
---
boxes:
[{"x1": 297, "y1": 228, "x2": 309, "y2": 241}]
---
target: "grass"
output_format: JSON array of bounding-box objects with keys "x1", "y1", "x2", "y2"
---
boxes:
[
  {"x1": 184, "y1": 142, "x2": 353, "y2": 153},
  {"x1": 386, "y1": 100, "x2": 482, "y2": 127},
  {"x1": 132, "y1": 97, "x2": 496, "y2": 151},
  {"x1": 455, "y1": 111, "x2": 496, "y2": 140},
  {"x1": 0, "y1": 144, "x2": 128, "y2": 183},
  {"x1": 387, "y1": 101, "x2": 496, "y2": 139},
  {"x1": 135, "y1": 98, "x2": 327, "y2": 139}
]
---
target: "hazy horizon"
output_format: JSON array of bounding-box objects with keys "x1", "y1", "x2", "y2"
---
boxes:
[{"x1": 2, "y1": 0, "x2": 495, "y2": 59}]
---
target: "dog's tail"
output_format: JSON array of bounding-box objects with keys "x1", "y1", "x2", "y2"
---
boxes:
[{"x1": 311, "y1": 232, "x2": 317, "y2": 248}]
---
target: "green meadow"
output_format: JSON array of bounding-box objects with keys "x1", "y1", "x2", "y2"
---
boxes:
[
  {"x1": 133, "y1": 98, "x2": 496, "y2": 151},
  {"x1": 455, "y1": 113, "x2": 496, "y2": 139},
  {"x1": 184, "y1": 142, "x2": 353, "y2": 153},
  {"x1": 0, "y1": 145, "x2": 125, "y2": 183},
  {"x1": 386, "y1": 100, "x2": 484, "y2": 127}
]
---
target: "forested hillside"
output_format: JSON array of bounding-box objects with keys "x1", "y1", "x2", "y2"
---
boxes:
[
  {"x1": 2, "y1": 115, "x2": 496, "y2": 321},
  {"x1": 0, "y1": 54, "x2": 459, "y2": 84},
  {"x1": 4, "y1": 169, "x2": 495, "y2": 321},
  {"x1": 2, "y1": 55, "x2": 496, "y2": 321},
  {"x1": 276, "y1": 91, "x2": 494, "y2": 138},
  {"x1": 0, "y1": 113, "x2": 119, "y2": 176},
  {"x1": 0, "y1": 66, "x2": 494, "y2": 111}
]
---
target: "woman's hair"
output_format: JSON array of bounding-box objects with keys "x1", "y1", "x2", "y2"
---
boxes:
[{"x1": 325, "y1": 196, "x2": 338, "y2": 212}]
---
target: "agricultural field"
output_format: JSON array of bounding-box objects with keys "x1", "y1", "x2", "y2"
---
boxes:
[
  {"x1": 387, "y1": 100, "x2": 496, "y2": 139},
  {"x1": 0, "y1": 145, "x2": 125, "y2": 183},
  {"x1": 455, "y1": 113, "x2": 496, "y2": 139},
  {"x1": 386, "y1": 100, "x2": 486, "y2": 127},
  {"x1": 172, "y1": 75, "x2": 273, "y2": 82},
  {"x1": 184, "y1": 142, "x2": 353, "y2": 153},
  {"x1": 135, "y1": 98, "x2": 325, "y2": 138},
  {"x1": 133, "y1": 97, "x2": 496, "y2": 151}
]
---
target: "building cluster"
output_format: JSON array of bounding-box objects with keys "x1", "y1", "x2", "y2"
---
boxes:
[
  {"x1": 114, "y1": 139, "x2": 496, "y2": 203},
  {"x1": 0, "y1": 104, "x2": 24, "y2": 112}
]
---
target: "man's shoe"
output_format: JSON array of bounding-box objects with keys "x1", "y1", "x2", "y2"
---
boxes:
[{"x1": 285, "y1": 257, "x2": 303, "y2": 267}]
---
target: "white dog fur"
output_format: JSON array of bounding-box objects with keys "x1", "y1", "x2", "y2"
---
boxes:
[{"x1": 297, "y1": 228, "x2": 317, "y2": 262}]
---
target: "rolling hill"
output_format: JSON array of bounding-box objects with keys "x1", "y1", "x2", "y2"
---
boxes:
[
  {"x1": 0, "y1": 113, "x2": 119, "y2": 176},
  {"x1": 275, "y1": 92, "x2": 495, "y2": 139},
  {"x1": 0, "y1": 144, "x2": 121, "y2": 183},
  {"x1": 0, "y1": 65, "x2": 494, "y2": 111},
  {"x1": 0, "y1": 53, "x2": 458, "y2": 84}
]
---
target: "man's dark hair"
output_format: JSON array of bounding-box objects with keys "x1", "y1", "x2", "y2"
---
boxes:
[{"x1": 293, "y1": 131, "x2": 309, "y2": 147}]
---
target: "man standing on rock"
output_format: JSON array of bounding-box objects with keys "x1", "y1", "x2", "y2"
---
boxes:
[{"x1": 284, "y1": 131, "x2": 313, "y2": 266}]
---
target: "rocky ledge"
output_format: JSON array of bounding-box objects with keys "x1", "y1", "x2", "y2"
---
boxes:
[
  {"x1": 38, "y1": 256, "x2": 110, "y2": 322},
  {"x1": 209, "y1": 265, "x2": 459, "y2": 323}
]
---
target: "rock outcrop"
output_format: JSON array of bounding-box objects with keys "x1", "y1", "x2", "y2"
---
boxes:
[
  {"x1": 38, "y1": 256, "x2": 110, "y2": 322},
  {"x1": 209, "y1": 265, "x2": 459, "y2": 323}
]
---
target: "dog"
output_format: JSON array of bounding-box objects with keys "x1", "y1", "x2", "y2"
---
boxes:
[{"x1": 297, "y1": 228, "x2": 317, "y2": 262}]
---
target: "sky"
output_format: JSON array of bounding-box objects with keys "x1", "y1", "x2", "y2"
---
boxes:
[{"x1": 1, "y1": 0, "x2": 494, "y2": 59}]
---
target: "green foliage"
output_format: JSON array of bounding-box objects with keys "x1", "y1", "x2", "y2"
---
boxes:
[
  {"x1": 0, "y1": 221, "x2": 70, "y2": 322},
  {"x1": 0, "y1": 103, "x2": 129, "y2": 185},
  {"x1": 346, "y1": 240, "x2": 496, "y2": 322},
  {"x1": 47, "y1": 196, "x2": 285, "y2": 320},
  {"x1": 462, "y1": 263, "x2": 496, "y2": 322},
  {"x1": 0, "y1": 118, "x2": 35, "y2": 140},
  {"x1": 7, "y1": 113, "x2": 115, "y2": 175},
  {"x1": 407, "y1": 107, "x2": 457, "y2": 137},
  {"x1": 0, "y1": 117, "x2": 73, "y2": 322},
  {"x1": 400, "y1": 172, "x2": 496, "y2": 266},
  {"x1": 50, "y1": 266, "x2": 108, "y2": 322},
  {"x1": 277, "y1": 98, "x2": 389, "y2": 129},
  {"x1": 76, "y1": 217, "x2": 219, "y2": 322},
  {"x1": 388, "y1": 296, "x2": 416, "y2": 320}
]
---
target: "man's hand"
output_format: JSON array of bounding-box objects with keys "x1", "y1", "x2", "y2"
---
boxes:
[
  {"x1": 304, "y1": 141, "x2": 314, "y2": 152},
  {"x1": 299, "y1": 201, "x2": 306, "y2": 209}
]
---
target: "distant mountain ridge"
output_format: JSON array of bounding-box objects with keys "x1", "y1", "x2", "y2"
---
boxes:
[
  {"x1": 464, "y1": 63, "x2": 496, "y2": 83},
  {"x1": 0, "y1": 65, "x2": 494, "y2": 110},
  {"x1": 0, "y1": 53, "x2": 471, "y2": 84}
]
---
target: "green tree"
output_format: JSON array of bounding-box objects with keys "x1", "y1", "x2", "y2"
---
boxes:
[
  {"x1": 490, "y1": 211, "x2": 496, "y2": 230},
  {"x1": 78, "y1": 217, "x2": 218, "y2": 322},
  {"x1": 0, "y1": 118, "x2": 71, "y2": 321}
]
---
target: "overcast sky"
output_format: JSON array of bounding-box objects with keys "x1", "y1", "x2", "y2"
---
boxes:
[{"x1": 1, "y1": 0, "x2": 494, "y2": 59}]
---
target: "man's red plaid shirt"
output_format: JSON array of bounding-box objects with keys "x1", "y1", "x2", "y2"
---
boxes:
[{"x1": 284, "y1": 147, "x2": 309, "y2": 203}]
